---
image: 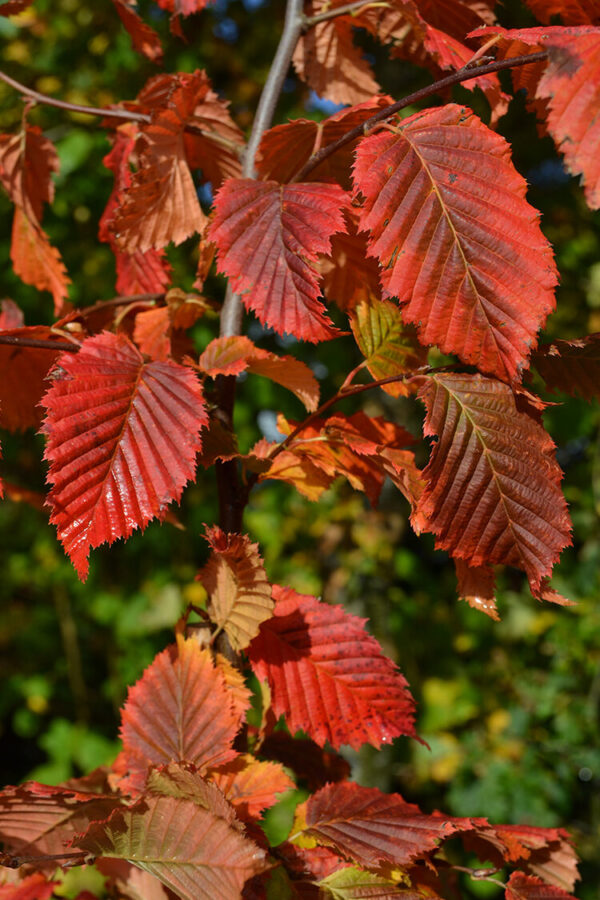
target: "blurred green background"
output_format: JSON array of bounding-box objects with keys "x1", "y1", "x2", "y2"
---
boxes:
[{"x1": 0, "y1": 0, "x2": 598, "y2": 897}]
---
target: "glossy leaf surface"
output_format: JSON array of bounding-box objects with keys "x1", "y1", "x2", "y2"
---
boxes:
[
  {"x1": 412, "y1": 373, "x2": 571, "y2": 595},
  {"x1": 41, "y1": 333, "x2": 207, "y2": 580},
  {"x1": 248, "y1": 586, "x2": 416, "y2": 750},
  {"x1": 353, "y1": 104, "x2": 558, "y2": 382},
  {"x1": 210, "y1": 179, "x2": 349, "y2": 341}
]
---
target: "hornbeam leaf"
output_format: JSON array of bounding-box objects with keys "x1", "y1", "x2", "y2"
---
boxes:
[
  {"x1": 40, "y1": 332, "x2": 207, "y2": 580},
  {"x1": 247, "y1": 586, "x2": 417, "y2": 750},
  {"x1": 350, "y1": 298, "x2": 428, "y2": 397},
  {"x1": 111, "y1": 0, "x2": 163, "y2": 63},
  {"x1": 523, "y1": 1, "x2": 600, "y2": 24},
  {"x1": 302, "y1": 782, "x2": 474, "y2": 867},
  {"x1": 470, "y1": 26, "x2": 600, "y2": 208},
  {"x1": 0, "y1": 124, "x2": 59, "y2": 223},
  {"x1": 318, "y1": 866, "x2": 423, "y2": 899},
  {"x1": 0, "y1": 325, "x2": 64, "y2": 431},
  {"x1": 455, "y1": 560, "x2": 499, "y2": 621},
  {"x1": 412, "y1": 373, "x2": 571, "y2": 595},
  {"x1": 293, "y1": 4, "x2": 380, "y2": 106},
  {"x1": 353, "y1": 104, "x2": 558, "y2": 383},
  {"x1": 505, "y1": 873, "x2": 576, "y2": 900},
  {"x1": 0, "y1": 782, "x2": 121, "y2": 862},
  {"x1": 118, "y1": 639, "x2": 242, "y2": 788},
  {"x1": 320, "y1": 214, "x2": 382, "y2": 311},
  {"x1": 208, "y1": 755, "x2": 295, "y2": 821},
  {"x1": 75, "y1": 794, "x2": 266, "y2": 900},
  {"x1": 209, "y1": 179, "x2": 349, "y2": 342},
  {"x1": 133, "y1": 306, "x2": 171, "y2": 361},
  {"x1": 533, "y1": 335, "x2": 600, "y2": 401},
  {"x1": 11, "y1": 208, "x2": 70, "y2": 315},
  {"x1": 198, "y1": 526, "x2": 274, "y2": 652},
  {"x1": 199, "y1": 335, "x2": 320, "y2": 411}
]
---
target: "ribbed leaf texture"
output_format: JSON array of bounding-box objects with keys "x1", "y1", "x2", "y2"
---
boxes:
[
  {"x1": 133, "y1": 306, "x2": 171, "y2": 361},
  {"x1": 455, "y1": 560, "x2": 499, "y2": 621},
  {"x1": 118, "y1": 638, "x2": 243, "y2": 790},
  {"x1": 505, "y1": 873, "x2": 576, "y2": 900},
  {"x1": 199, "y1": 335, "x2": 319, "y2": 411},
  {"x1": 353, "y1": 104, "x2": 558, "y2": 383},
  {"x1": 318, "y1": 866, "x2": 424, "y2": 899},
  {"x1": 208, "y1": 756, "x2": 295, "y2": 821},
  {"x1": 209, "y1": 179, "x2": 349, "y2": 341},
  {"x1": 523, "y1": 0, "x2": 599, "y2": 24},
  {"x1": 197, "y1": 526, "x2": 274, "y2": 652},
  {"x1": 247, "y1": 586, "x2": 416, "y2": 750},
  {"x1": 533, "y1": 335, "x2": 600, "y2": 400},
  {"x1": 259, "y1": 732, "x2": 350, "y2": 792},
  {"x1": 412, "y1": 373, "x2": 571, "y2": 596},
  {"x1": 10, "y1": 208, "x2": 70, "y2": 315},
  {"x1": 0, "y1": 783, "x2": 121, "y2": 864},
  {"x1": 41, "y1": 332, "x2": 207, "y2": 580},
  {"x1": 350, "y1": 298, "x2": 428, "y2": 397},
  {"x1": 75, "y1": 794, "x2": 266, "y2": 900},
  {"x1": 302, "y1": 782, "x2": 472, "y2": 868},
  {"x1": 471, "y1": 26, "x2": 600, "y2": 208},
  {"x1": 320, "y1": 217, "x2": 382, "y2": 310}
]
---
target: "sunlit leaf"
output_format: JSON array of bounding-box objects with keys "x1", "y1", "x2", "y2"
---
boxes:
[{"x1": 209, "y1": 755, "x2": 295, "y2": 820}]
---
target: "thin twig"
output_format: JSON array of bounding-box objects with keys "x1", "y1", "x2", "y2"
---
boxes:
[
  {"x1": 0, "y1": 69, "x2": 242, "y2": 153},
  {"x1": 292, "y1": 50, "x2": 549, "y2": 182},
  {"x1": 303, "y1": 0, "x2": 380, "y2": 28},
  {"x1": 0, "y1": 334, "x2": 78, "y2": 352}
]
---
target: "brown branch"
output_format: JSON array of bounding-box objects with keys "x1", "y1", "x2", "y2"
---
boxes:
[
  {"x1": 0, "y1": 334, "x2": 78, "y2": 352},
  {"x1": 292, "y1": 50, "x2": 549, "y2": 182},
  {"x1": 303, "y1": 0, "x2": 379, "y2": 28},
  {"x1": 0, "y1": 69, "x2": 242, "y2": 153}
]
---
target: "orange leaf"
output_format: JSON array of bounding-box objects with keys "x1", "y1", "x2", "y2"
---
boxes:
[
  {"x1": 455, "y1": 560, "x2": 499, "y2": 621},
  {"x1": 119, "y1": 638, "x2": 241, "y2": 788},
  {"x1": 0, "y1": 124, "x2": 59, "y2": 223},
  {"x1": 198, "y1": 526, "x2": 274, "y2": 652},
  {"x1": 133, "y1": 306, "x2": 171, "y2": 361},
  {"x1": 209, "y1": 756, "x2": 295, "y2": 820},
  {"x1": 0, "y1": 874, "x2": 59, "y2": 900},
  {"x1": 11, "y1": 208, "x2": 70, "y2": 315}
]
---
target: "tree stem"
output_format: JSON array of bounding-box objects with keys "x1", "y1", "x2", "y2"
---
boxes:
[
  {"x1": 292, "y1": 50, "x2": 549, "y2": 182},
  {"x1": 303, "y1": 0, "x2": 378, "y2": 28}
]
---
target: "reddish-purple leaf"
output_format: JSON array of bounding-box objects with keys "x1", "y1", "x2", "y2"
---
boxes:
[
  {"x1": 353, "y1": 104, "x2": 558, "y2": 383},
  {"x1": 258, "y1": 732, "x2": 350, "y2": 792},
  {"x1": 302, "y1": 782, "x2": 472, "y2": 867},
  {"x1": 455, "y1": 560, "x2": 499, "y2": 621},
  {"x1": 248, "y1": 586, "x2": 417, "y2": 750},
  {"x1": 412, "y1": 373, "x2": 572, "y2": 595},
  {"x1": 505, "y1": 873, "x2": 576, "y2": 900},
  {"x1": 75, "y1": 794, "x2": 266, "y2": 900},
  {"x1": 209, "y1": 179, "x2": 349, "y2": 342},
  {"x1": 118, "y1": 638, "x2": 243, "y2": 789},
  {"x1": 112, "y1": 0, "x2": 163, "y2": 63},
  {"x1": 40, "y1": 332, "x2": 207, "y2": 580}
]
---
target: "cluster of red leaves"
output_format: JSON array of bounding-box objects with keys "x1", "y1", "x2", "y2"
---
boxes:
[{"x1": 1, "y1": 0, "x2": 600, "y2": 897}]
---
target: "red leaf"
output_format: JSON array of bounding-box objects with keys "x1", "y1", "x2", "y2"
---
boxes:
[
  {"x1": 455, "y1": 560, "x2": 499, "y2": 621},
  {"x1": 0, "y1": 124, "x2": 58, "y2": 223},
  {"x1": 0, "y1": 874, "x2": 58, "y2": 900},
  {"x1": 112, "y1": 0, "x2": 163, "y2": 63},
  {"x1": 533, "y1": 335, "x2": 600, "y2": 400},
  {"x1": 118, "y1": 638, "x2": 243, "y2": 790},
  {"x1": 0, "y1": 326, "x2": 65, "y2": 431},
  {"x1": 412, "y1": 373, "x2": 571, "y2": 595},
  {"x1": 199, "y1": 335, "x2": 320, "y2": 411},
  {"x1": 0, "y1": 782, "x2": 121, "y2": 862},
  {"x1": 257, "y1": 97, "x2": 393, "y2": 187},
  {"x1": 471, "y1": 26, "x2": 600, "y2": 208},
  {"x1": 133, "y1": 306, "x2": 171, "y2": 361},
  {"x1": 293, "y1": 3, "x2": 380, "y2": 105},
  {"x1": 319, "y1": 213, "x2": 382, "y2": 311},
  {"x1": 11, "y1": 207, "x2": 70, "y2": 315},
  {"x1": 302, "y1": 782, "x2": 471, "y2": 867},
  {"x1": 523, "y1": 0, "x2": 600, "y2": 24},
  {"x1": 505, "y1": 873, "x2": 576, "y2": 900},
  {"x1": 40, "y1": 332, "x2": 207, "y2": 580},
  {"x1": 155, "y1": 0, "x2": 210, "y2": 15},
  {"x1": 146, "y1": 763, "x2": 241, "y2": 828},
  {"x1": 75, "y1": 794, "x2": 266, "y2": 900},
  {"x1": 209, "y1": 756, "x2": 295, "y2": 820},
  {"x1": 353, "y1": 104, "x2": 558, "y2": 382},
  {"x1": 198, "y1": 526, "x2": 274, "y2": 652},
  {"x1": 210, "y1": 179, "x2": 349, "y2": 342},
  {"x1": 248, "y1": 586, "x2": 417, "y2": 750}
]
